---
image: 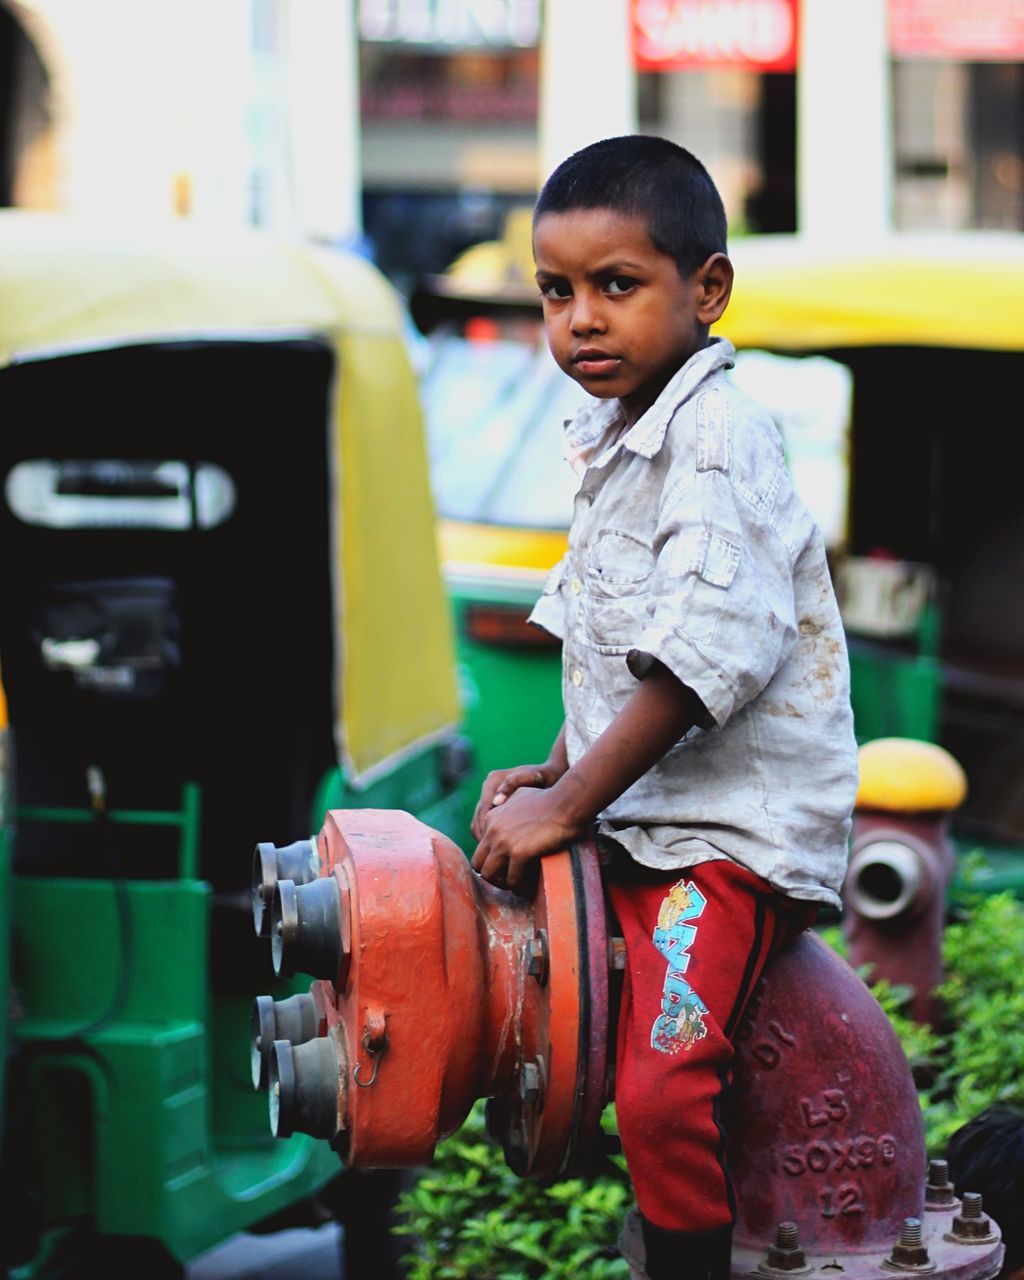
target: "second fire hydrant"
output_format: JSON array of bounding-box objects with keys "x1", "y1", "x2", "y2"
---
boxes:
[{"x1": 844, "y1": 737, "x2": 968, "y2": 1028}]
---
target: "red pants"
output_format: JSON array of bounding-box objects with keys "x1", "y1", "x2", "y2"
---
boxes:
[{"x1": 605, "y1": 855, "x2": 815, "y2": 1233}]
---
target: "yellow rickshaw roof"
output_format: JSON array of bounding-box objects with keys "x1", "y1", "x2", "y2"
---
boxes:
[
  {"x1": 443, "y1": 223, "x2": 1024, "y2": 354},
  {"x1": 713, "y1": 232, "x2": 1024, "y2": 353},
  {"x1": 0, "y1": 210, "x2": 460, "y2": 785},
  {"x1": 0, "y1": 210, "x2": 406, "y2": 364}
]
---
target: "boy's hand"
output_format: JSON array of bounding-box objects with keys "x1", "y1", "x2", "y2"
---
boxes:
[
  {"x1": 471, "y1": 762, "x2": 564, "y2": 841},
  {"x1": 471, "y1": 665, "x2": 704, "y2": 892},
  {"x1": 471, "y1": 786, "x2": 582, "y2": 892}
]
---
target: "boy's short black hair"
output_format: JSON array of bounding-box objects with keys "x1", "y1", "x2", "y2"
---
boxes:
[{"x1": 533, "y1": 135, "x2": 728, "y2": 277}]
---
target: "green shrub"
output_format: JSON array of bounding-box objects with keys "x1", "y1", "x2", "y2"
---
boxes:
[
  {"x1": 397, "y1": 889, "x2": 1024, "y2": 1276},
  {"x1": 394, "y1": 1104, "x2": 631, "y2": 1279}
]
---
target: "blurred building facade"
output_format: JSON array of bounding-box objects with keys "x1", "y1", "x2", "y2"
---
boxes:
[{"x1": 1, "y1": 0, "x2": 1023, "y2": 288}]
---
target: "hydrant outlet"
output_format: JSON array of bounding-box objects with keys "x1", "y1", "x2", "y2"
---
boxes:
[
  {"x1": 269, "y1": 1033, "x2": 345, "y2": 1140},
  {"x1": 252, "y1": 837, "x2": 318, "y2": 936},
  {"x1": 271, "y1": 873, "x2": 350, "y2": 984},
  {"x1": 846, "y1": 839, "x2": 926, "y2": 922},
  {"x1": 251, "y1": 992, "x2": 320, "y2": 1090}
]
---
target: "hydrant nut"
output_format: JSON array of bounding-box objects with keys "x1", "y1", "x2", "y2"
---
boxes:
[
  {"x1": 947, "y1": 1214, "x2": 997, "y2": 1244},
  {"x1": 520, "y1": 1060, "x2": 540, "y2": 1106},
  {"x1": 888, "y1": 1244, "x2": 932, "y2": 1268},
  {"x1": 925, "y1": 1184, "x2": 957, "y2": 1207},
  {"x1": 925, "y1": 1158, "x2": 957, "y2": 1208},
  {"x1": 765, "y1": 1246, "x2": 808, "y2": 1272},
  {"x1": 526, "y1": 930, "x2": 548, "y2": 983},
  {"x1": 759, "y1": 1222, "x2": 809, "y2": 1274}
]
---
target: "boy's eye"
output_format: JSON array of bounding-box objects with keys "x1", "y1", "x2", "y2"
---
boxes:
[
  {"x1": 605, "y1": 276, "x2": 638, "y2": 296},
  {"x1": 538, "y1": 279, "x2": 571, "y2": 300}
]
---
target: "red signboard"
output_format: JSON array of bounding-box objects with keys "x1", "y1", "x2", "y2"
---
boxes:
[
  {"x1": 632, "y1": 0, "x2": 799, "y2": 73},
  {"x1": 890, "y1": 0, "x2": 1024, "y2": 60}
]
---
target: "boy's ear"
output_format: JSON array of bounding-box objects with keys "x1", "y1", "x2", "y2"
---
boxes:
[{"x1": 696, "y1": 253, "x2": 733, "y2": 325}]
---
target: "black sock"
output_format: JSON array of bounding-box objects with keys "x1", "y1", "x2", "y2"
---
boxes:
[{"x1": 639, "y1": 1217, "x2": 733, "y2": 1280}]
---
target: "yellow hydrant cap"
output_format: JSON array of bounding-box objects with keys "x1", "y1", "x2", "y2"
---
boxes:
[{"x1": 856, "y1": 737, "x2": 967, "y2": 813}]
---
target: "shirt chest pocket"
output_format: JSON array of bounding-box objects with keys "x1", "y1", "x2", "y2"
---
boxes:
[
  {"x1": 669, "y1": 525, "x2": 742, "y2": 647},
  {"x1": 583, "y1": 529, "x2": 655, "y2": 653}
]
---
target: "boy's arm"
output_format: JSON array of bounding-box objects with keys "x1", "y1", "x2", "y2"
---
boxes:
[
  {"x1": 470, "y1": 724, "x2": 569, "y2": 841},
  {"x1": 471, "y1": 661, "x2": 704, "y2": 889}
]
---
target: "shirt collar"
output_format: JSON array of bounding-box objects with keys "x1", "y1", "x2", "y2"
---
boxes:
[{"x1": 563, "y1": 337, "x2": 736, "y2": 474}]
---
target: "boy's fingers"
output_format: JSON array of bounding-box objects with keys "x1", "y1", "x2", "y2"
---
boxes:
[
  {"x1": 493, "y1": 767, "x2": 545, "y2": 804},
  {"x1": 474, "y1": 849, "x2": 510, "y2": 887},
  {"x1": 472, "y1": 778, "x2": 506, "y2": 836},
  {"x1": 505, "y1": 856, "x2": 540, "y2": 895}
]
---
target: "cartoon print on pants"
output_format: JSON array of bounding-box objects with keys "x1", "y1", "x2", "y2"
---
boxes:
[{"x1": 651, "y1": 879, "x2": 709, "y2": 1055}]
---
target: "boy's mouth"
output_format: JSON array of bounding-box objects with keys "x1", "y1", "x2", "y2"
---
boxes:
[{"x1": 573, "y1": 348, "x2": 621, "y2": 376}]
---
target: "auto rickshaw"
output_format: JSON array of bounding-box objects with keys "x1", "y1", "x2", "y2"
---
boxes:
[
  {"x1": 0, "y1": 211, "x2": 469, "y2": 1277},
  {"x1": 411, "y1": 219, "x2": 1024, "y2": 899}
]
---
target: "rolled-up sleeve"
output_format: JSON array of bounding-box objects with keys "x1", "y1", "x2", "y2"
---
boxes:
[
  {"x1": 626, "y1": 470, "x2": 796, "y2": 729},
  {"x1": 527, "y1": 554, "x2": 568, "y2": 640}
]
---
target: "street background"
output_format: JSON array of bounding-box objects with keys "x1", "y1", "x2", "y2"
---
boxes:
[{"x1": 3, "y1": 3, "x2": 1023, "y2": 1278}]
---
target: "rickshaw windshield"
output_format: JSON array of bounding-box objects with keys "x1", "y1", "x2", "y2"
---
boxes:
[{"x1": 0, "y1": 211, "x2": 460, "y2": 787}]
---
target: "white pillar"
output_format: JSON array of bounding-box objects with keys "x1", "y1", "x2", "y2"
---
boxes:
[
  {"x1": 284, "y1": 0, "x2": 362, "y2": 245},
  {"x1": 538, "y1": 0, "x2": 637, "y2": 185},
  {"x1": 31, "y1": 0, "x2": 252, "y2": 224},
  {"x1": 797, "y1": 0, "x2": 892, "y2": 238}
]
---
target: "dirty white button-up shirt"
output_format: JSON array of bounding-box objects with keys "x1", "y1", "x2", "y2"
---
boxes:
[{"x1": 528, "y1": 339, "x2": 858, "y2": 908}]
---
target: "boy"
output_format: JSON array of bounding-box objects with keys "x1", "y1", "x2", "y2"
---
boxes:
[{"x1": 470, "y1": 135, "x2": 858, "y2": 1280}]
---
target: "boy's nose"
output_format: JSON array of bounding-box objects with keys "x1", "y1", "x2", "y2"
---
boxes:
[{"x1": 570, "y1": 293, "x2": 606, "y2": 336}]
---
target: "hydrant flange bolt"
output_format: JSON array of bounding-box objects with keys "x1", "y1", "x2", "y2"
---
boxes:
[
  {"x1": 759, "y1": 1221, "x2": 810, "y2": 1274},
  {"x1": 925, "y1": 1157, "x2": 958, "y2": 1208},
  {"x1": 947, "y1": 1192, "x2": 999, "y2": 1244},
  {"x1": 520, "y1": 1058, "x2": 544, "y2": 1111},
  {"x1": 526, "y1": 930, "x2": 549, "y2": 985},
  {"x1": 885, "y1": 1217, "x2": 935, "y2": 1271}
]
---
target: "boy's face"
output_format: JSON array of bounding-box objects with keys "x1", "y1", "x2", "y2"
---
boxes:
[{"x1": 533, "y1": 208, "x2": 732, "y2": 426}]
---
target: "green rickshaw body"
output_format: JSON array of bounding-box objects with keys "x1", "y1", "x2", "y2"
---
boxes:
[{"x1": 0, "y1": 212, "x2": 466, "y2": 1270}]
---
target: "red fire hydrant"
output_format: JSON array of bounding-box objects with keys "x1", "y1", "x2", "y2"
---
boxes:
[
  {"x1": 844, "y1": 738, "x2": 968, "y2": 1027},
  {"x1": 251, "y1": 809, "x2": 1002, "y2": 1280}
]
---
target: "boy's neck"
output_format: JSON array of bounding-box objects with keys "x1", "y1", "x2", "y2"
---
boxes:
[{"x1": 619, "y1": 335, "x2": 711, "y2": 428}]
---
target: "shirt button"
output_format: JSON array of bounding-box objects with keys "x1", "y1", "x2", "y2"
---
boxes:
[
  {"x1": 571, "y1": 576, "x2": 582, "y2": 595},
  {"x1": 571, "y1": 668, "x2": 583, "y2": 687}
]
